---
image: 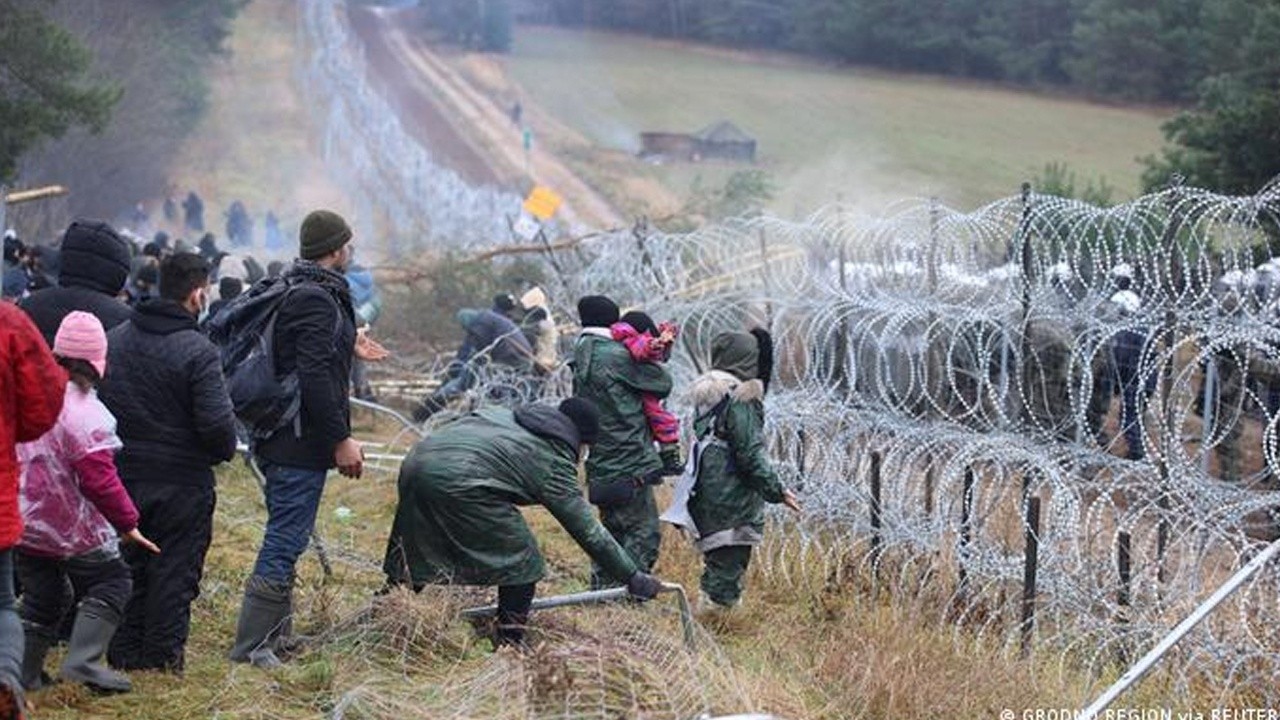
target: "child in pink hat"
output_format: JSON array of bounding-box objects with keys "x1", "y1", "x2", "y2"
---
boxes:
[{"x1": 15, "y1": 311, "x2": 158, "y2": 694}]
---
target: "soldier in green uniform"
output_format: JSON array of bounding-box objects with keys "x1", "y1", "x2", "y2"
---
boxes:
[
  {"x1": 381, "y1": 398, "x2": 664, "y2": 645},
  {"x1": 677, "y1": 329, "x2": 800, "y2": 610},
  {"x1": 571, "y1": 296, "x2": 674, "y2": 588}
]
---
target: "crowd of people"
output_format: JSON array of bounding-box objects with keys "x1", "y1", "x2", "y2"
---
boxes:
[{"x1": 0, "y1": 208, "x2": 800, "y2": 717}]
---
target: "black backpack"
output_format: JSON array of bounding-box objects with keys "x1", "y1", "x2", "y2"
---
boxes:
[{"x1": 206, "y1": 275, "x2": 313, "y2": 439}]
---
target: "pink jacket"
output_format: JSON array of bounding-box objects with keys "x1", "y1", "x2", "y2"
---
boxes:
[
  {"x1": 610, "y1": 321, "x2": 680, "y2": 444},
  {"x1": 17, "y1": 382, "x2": 138, "y2": 558}
]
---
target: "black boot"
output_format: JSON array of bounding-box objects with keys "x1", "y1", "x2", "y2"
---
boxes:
[
  {"x1": 59, "y1": 599, "x2": 131, "y2": 693},
  {"x1": 494, "y1": 583, "x2": 535, "y2": 649},
  {"x1": 20, "y1": 621, "x2": 55, "y2": 691},
  {"x1": 228, "y1": 575, "x2": 292, "y2": 668}
]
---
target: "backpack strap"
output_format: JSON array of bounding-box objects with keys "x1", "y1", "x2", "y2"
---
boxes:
[{"x1": 693, "y1": 393, "x2": 732, "y2": 441}]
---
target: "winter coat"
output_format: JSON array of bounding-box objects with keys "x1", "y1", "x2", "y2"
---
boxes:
[
  {"x1": 457, "y1": 309, "x2": 532, "y2": 369},
  {"x1": 520, "y1": 306, "x2": 558, "y2": 369},
  {"x1": 19, "y1": 223, "x2": 132, "y2": 347},
  {"x1": 0, "y1": 304, "x2": 66, "y2": 549},
  {"x1": 686, "y1": 370, "x2": 785, "y2": 552},
  {"x1": 20, "y1": 286, "x2": 132, "y2": 349},
  {"x1": 571, "y1": 329, "x2": 672, "y2": 484},
  {"x1": 611, "y1": 322, "x2": 679, "y2": 444},
  {"x1": 254, "y1": 261, "x2": 356, "y2": 470},
  {"x1": 17, "y1": 382, "x2": 138, "y2": 558},
  {"x1": 383, "y1": 405, "x2": 638, "y2": 587},
  {"x1": 345, "y1": 265, "x2": 382, "y2": 327},
  {"x1": 99, "y1": 299, "x2": 237, "y2": 488}
]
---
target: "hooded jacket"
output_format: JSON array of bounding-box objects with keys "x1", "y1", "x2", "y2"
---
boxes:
[
  {"x1": 685, "y1": 332, "x2": 785, "y2": 551},
  {"x1": 571, "y1": 329, "x2": 672, "y2": 485},
  {"x1": 20, "y1": 222, "x2": 133, "y2": 347},
  {"x1": 456, "y1": 308, "x2": 532, "y2": 369},
  {"x1": 382, "y1": 405, "x2": 638, "y2": 587},
  {"x1": 99, "y1": 298, "x2": 237, "y2": 487}
]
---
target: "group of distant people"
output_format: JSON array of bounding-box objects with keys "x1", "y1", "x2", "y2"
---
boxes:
[{"x1": 141, "y1": 191, "x2": 284, "y2": 253}]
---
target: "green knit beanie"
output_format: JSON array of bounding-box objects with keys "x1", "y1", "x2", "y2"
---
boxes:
[{"x1": 299, "y1": 210, "x2": 352, "y2": 260}]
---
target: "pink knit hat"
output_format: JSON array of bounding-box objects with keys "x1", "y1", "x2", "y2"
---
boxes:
[{"x1": 53, "y1": 311, "x2": 108, "y2": 377}]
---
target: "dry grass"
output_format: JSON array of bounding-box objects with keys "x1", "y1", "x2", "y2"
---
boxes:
[{"x1": 24, "y1": 453, "x2": 1229, "y2": 720}]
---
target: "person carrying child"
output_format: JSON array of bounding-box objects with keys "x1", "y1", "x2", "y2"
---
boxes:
[
  {"x1": 15, "y1": 312, "x2": 159, "y2": 694},
  {"x1": 610, "y1": 311, "x2": 684, "y2": 476}
]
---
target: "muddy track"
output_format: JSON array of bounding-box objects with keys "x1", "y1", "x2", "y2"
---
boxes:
[
  {"x1": 349, "y1": 5, "x2": 501, "y2": 187},
  {"x1": 350, "y1": 6, "x2": 625, "y2": 231}
]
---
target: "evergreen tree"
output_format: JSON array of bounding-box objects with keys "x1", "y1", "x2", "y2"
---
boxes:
[
  {"x1": 0, "y1": 0, "x2": 121, "y2": 182},
  {"x1": 1142, "y1": 1, "x2": 1280, "y2": 193}
]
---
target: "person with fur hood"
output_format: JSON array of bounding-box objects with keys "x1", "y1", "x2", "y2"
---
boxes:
[{"x1": 676, "y1": 328, "x2": 799, "y2": 611}]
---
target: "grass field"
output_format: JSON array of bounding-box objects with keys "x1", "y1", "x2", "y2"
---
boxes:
[{"x1": 496, "y1": 26, "x2": 1172, "y2": 218}]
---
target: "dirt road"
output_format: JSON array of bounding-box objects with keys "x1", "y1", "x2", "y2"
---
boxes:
[{"x1": 350, "y1": 6, "x2": 625, "y2": 232}]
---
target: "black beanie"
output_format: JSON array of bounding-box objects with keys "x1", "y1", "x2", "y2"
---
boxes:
[
  {"x1": 493, "y1": 293, "x2": 518, "y2": 313},
  {"x1": 619, "y1": 310, "x2": 657, "y2": 336},
  {"x1": 577, "y1": 295, "x2": 619, "y2": 328},
  {"x1": 558, "y1": 397, "x2": 600, "y2": 445},
  {"x1": 219, "y1": 276, "x2": 244, "y2": 301},
  {"x1": 59, "y1": 220, "x2": 131, "y2": 295},
  {"x1": 299, "y1": 209, "x2": 352, "y2": 260}
]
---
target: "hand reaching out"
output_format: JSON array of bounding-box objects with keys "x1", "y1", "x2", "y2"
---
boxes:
[
  {"x1": 124, "y1": 528, "x2": 160, "y2": 554},
  {"x1": 355, "y1": 328, "x2": 390, "y2": 361}
]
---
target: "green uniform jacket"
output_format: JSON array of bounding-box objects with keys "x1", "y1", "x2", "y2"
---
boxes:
[
  {"x1": 687, "y1": 370, "x2": 785, "y2": 552},
  {"x1": 382, "y1": 405, "x2": 638, "y2": 587},
  {"x1": 571, "y1": 329, "x2": 673, "y2": 484}
]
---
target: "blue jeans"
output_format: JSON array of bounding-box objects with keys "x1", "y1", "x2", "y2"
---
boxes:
[
  {"x1": 0, "y1": 549, "x2": 22, "y2": 692},
  {"x1": 252, "y1": 462, "x2": 327, "y2": 584}
]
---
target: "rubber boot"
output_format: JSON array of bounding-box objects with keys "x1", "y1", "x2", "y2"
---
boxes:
[
  {"x1": 228, "y1": 576, "x2": 292, "y2": 668},
  {"x1": 59, "y1": 599, "x2": 131, "y2": 693},
  {"x1": 19, "y1": 622, "x2": 55, "y2": 691}
]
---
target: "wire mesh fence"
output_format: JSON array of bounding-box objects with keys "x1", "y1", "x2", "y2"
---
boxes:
[{"x1": 298, "y1": 0, "x2": 520, "y2": 254}]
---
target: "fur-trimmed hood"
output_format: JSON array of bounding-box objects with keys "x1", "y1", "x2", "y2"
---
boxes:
[{"x1": 688, "y1": 370, "x2": 765, "y2": 412}]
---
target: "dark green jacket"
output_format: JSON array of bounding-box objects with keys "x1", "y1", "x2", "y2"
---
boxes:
[
  {"x1": 382, "y1": 405, "x2": 638, "y2": 587},
  {"x1": 571, "y1": 329, "x2": 673, "y2": 483},
  {"x1": 687, "y1": 371, "x2": 784, "y2": 551}
]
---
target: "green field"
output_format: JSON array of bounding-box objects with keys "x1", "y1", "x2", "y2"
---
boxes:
[{"x1": 503, "y1": 26, "x2": 1172, "y2": 216}]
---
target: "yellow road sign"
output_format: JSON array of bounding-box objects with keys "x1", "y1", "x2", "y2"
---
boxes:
[{"x1": 522, "y1": 185, "x2": 562, "y2": 221}]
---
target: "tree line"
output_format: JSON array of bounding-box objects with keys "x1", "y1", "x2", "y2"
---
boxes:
[
  {"x1": 1, "y1": 0, "x2": 247, "y2": 229},
  {"x1": 529, "y1": 0, "x2": 1249, "y2": 104}
]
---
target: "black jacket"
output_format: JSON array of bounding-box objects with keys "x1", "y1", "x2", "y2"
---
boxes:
[
  {"x1": 99, "y1": 299, "x2": 237, "y2": 487},
  {"x1": 20, "y1": 286, "x2": 132, "y2": 348},
  {"x1": 254, "y1": 262, "x2": 356, "y2": 470}
]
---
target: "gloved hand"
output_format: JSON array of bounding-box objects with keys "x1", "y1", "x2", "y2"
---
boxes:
[
  {"x1": 658, "y1": 444, "x2": 684, "y2": 476},
  {"x1": 627, "y1": 571, "x2": 663, "y2": 601}
]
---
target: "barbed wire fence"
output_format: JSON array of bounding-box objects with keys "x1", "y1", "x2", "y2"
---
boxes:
[
  {"x1": 290, "y1": 0, "x2": 1280, "y2": 710},
  {"x1": 517, "y1": 180, "x2": 1280, "y2": 703},
  {"x1": 298, "y1": 0, "x2": 520, "y2": 254}
]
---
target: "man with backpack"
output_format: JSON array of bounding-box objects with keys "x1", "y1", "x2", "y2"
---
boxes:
[
  {"x1": 227, "y1": 209, "x2": 361, "y2": 667},
  {"x1": 98, "y1": 253, "x2": 236, "y2": 672}
]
